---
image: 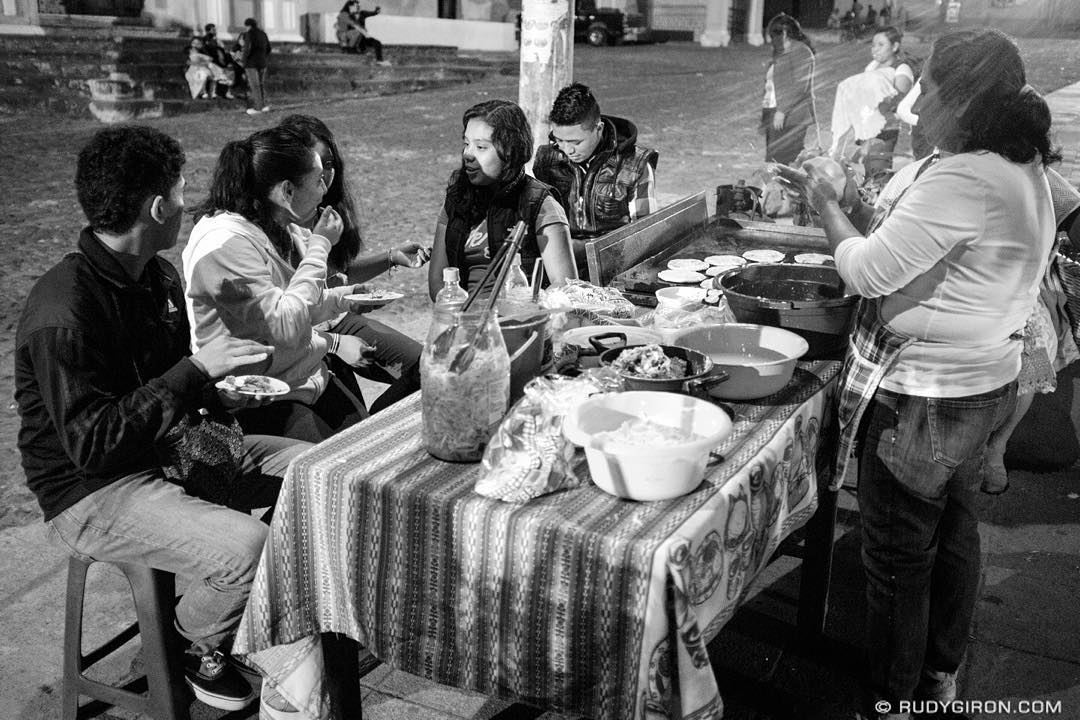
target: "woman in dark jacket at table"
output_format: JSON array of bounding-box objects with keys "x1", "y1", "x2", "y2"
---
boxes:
[{"x1": 427, "y1": 99, "x2": 576, "y2": 299}]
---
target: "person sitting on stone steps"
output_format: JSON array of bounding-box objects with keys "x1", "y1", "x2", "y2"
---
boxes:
[{"x1": 336, "y1": 0, "x2": 391, "y2": 66}]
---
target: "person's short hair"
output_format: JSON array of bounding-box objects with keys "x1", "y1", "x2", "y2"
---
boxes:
[
  {"x1": 461, "y1": 99, "x2": 533, "y2": 183},
  {"x1": 928, "y1": 27, "x2": 1059, "y2": 165},
  {"x1": 548, "y1": 83, "x2": 601, "y2": 127},
  {"x1": 204, "y1": 23, "x2": 216, "y2": 33},
  {"x1": 244, "y1": 17, "x2": 257, "y2": 28},
  {"x1": 76, "y1": 125, "x2": 185, "y2": 234},
  {"x1": 874, "y1": 25, "x2": 902, "y2": 47}
]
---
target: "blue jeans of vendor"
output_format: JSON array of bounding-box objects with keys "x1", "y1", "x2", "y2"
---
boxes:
[{"x1": 857, "y1": 382, "x2": 1015, "y2": 709}]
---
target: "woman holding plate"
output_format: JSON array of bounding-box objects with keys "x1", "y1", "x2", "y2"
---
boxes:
[
  {"x1": 278, "y1": 114, "x2": 428, "y2": 413},
  {"x1": 184, "y1": 124, "x2": 372, "y2": 442}
]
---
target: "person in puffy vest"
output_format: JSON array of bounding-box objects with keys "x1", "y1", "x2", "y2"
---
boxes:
[{"x1": 532, "y1": 83, "x2": 658, "y2": 276}]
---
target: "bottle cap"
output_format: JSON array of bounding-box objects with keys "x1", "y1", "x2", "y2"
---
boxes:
[{"x1": 443, "y1": 267, "x2": 460, "y2": 282}]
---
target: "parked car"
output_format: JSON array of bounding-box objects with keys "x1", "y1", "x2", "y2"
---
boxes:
[{"x1": 574, "y1": 0, "x2": 648, "y2": 46}]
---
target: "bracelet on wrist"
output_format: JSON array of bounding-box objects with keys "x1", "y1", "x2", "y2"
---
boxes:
[
  {"x1": 387, "y1": 249, "x2": 395, "y2": 272},
  {"x1": 328, "y1": 333, "x2": 340, "y2": 355}
]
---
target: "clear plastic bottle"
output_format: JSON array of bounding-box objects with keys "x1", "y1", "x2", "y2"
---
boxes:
[
  {"x1": 501, "y1": 254, "x2": 532, "y2": 303},
  {"x1": 434, "y1": 267, "x2": 468, "y2": 312}
]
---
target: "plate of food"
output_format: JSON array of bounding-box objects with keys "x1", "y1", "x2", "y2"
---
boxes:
[
  {"x1": 343, "y1": 290, "x2": 405, "y2": 307},
  {"x1": 742, "y1": 248, "x2": 786, "y2": 264},
  {"x1": 657, "y1": 269, "x2": 707, "y2": 284},
  {"x1": 216, "y1": 375, "x2": 290, "y2": 397},
  {"x1": 667, "y1": 258, "x2": 709, "y2": 272}
]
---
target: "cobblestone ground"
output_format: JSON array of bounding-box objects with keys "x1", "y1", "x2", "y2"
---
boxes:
[{"x1": 2, "y1": 37, "x2": 1080, "y2": 529}]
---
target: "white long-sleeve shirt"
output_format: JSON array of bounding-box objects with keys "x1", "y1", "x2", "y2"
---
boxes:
[{"x1": 834, "y1": 151, "x2": 1055, "y2": 396}]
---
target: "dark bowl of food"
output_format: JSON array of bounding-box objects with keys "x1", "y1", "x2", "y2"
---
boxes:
[
  {"x1": 717, "y1": 263, "x2": 858, "y2": 358},
  {"x1": 599, "y1": 343, "x2": 728, "y2": 396}
]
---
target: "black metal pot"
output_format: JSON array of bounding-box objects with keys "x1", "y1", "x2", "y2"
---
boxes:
[{"x1": 599, "y1": 344, "x2": 729, "y2": 396}]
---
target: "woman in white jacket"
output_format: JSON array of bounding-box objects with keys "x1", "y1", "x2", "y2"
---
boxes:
[{"x1": 184, "y1": 125, "x2": 370, "y2": 441}]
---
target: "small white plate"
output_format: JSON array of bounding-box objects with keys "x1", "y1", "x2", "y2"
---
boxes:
[
  {"x1": 216, "y1": 375, "x2": 290, "y2": 397},
  {"x1": 742, "y1": 249, "x2": 786, "y2": 263},
  {"x1": 667, "y1": 258, "x2": 709, "y2": 272},
  {"x1": 657, "y1": 269, "x2": 706, "y2": 284},
  {"x1": 343, "y1": 291, "x2": 405, "y2": 306},
  {"x1": 704, "y1": 254, "x2": 747, "y2": 268},
  {"x1": 794, "y1": 253, "x2": 834, "y2": 265}
]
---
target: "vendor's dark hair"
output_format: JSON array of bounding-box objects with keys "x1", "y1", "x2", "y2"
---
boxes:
[
  {"x1": 549, "y1": 82, "x2": 601, "y2": 127},
  {"x1": 928, "y1": 28, "x2": 1059, "y2": 165},
  {"x1": 767, "y1": 13, "x2": 814, "y2": 54},
  {"x1": 76, "y1": 125, "x2": 185, "y2": 234},
  {"x1": 278, "y1": 114, "x2": 363, "y2": 272},
  {"x1": 191, "y1": 125, "x2": 318, "y2": 251}
]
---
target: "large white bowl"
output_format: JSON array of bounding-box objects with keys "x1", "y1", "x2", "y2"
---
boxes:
[
  {"x1": 670, "y1": 323, "x2": 809, "y2": 400},
  {"x1": 563, "y1": 391, "x2": 733, "y2": 501}
]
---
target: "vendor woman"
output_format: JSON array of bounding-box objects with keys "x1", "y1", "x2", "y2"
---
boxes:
[
  {"x1": 777, "y1": 28, "x2": 1056, "y2": 719},
  {"x1": 428, "y1": 99, "x2": 577, "y2": 299}
]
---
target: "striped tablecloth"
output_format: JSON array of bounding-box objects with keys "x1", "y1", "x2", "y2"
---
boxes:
[{"x1": 235, "y1": 360, "x2": 841, "y2": 720}]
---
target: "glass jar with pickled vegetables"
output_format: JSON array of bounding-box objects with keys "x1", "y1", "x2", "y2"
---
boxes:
[{"x1": 421, "y1": 308, "x2": 510, "y2": 462}]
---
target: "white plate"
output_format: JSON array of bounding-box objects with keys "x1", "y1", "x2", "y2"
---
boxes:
[
  {"x1": 342, "y1": 291, "x2": 405, "y2": 306},
  {"x1": 794, "y1": 253, "x2": 834, "y2": 265},
  {"x1": 657, "y1": 269, "x2": 706, "y2": 284},
  {"x1": 704, "y1": 254, "x2": 747, "y2": 268},
  {"x1": 216, "y1": 375, "x2": 290, "y2": 397},
  {"x1": 742, "y1": 249, "x2": 786, "y2": 263},
  {"x1": 667, "y1": 258, "x2": 709, "y2": 272}
]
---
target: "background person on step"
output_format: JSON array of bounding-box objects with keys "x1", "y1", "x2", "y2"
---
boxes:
[
  {"x1": 336, "y1": 0, "x2": 391, "y2": 66},
  {"x1": 532, "y1": 82, "x2": 658, "y2": 278},
  {"x1": 239, "y1": 17, "x2": 272, "y2": 114}
]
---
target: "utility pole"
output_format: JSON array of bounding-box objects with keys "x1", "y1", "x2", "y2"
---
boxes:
[{"x1": 519, "y1": 0, "x2": 575, "y2": 169}]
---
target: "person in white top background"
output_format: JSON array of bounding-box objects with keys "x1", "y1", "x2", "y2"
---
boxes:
[{"x1": 777, "y1": 27, "x2": 1058, "y2": 720}]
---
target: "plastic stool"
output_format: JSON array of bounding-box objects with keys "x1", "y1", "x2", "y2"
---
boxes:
[{"x1": 62, "y1": 556, "x2": 190, "y2": 720}]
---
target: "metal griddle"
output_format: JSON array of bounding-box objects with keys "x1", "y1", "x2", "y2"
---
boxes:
[{"x1": 610, "y1": 218, "x2": 831, "y2": 307}]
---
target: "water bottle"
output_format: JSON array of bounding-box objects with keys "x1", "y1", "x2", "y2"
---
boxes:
[
  {"x1": 435, "y1": 267, "x2": 468, "y2": 312},
  {"x1": 501, "y1": 254, "x2": 532, "y2": 303}
]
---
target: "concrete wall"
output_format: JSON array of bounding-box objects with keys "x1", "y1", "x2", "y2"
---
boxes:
[{"x1": 307, "y1": 11, "x2": 517, "y2": 49}]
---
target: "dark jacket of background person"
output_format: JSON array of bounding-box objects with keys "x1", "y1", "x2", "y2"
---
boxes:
[
  {"x1": 242, "y1": 24, "x2": 272, "y2": 70},
  {"x1": 441, "y1": 171, "x2": 553, "y2": 291},
  {"x1": 15, "y1": 229, "x2": 208, "y2": 521},
  {"x1": 772, "y1": 42, "x2": 815, "y2": 137},
  {"x1": 533, "y1": 115, "x2": 659, "y2": 238}
]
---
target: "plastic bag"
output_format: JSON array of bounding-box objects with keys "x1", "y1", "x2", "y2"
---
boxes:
[
  {"x1": 476, "y1": 368, "x2": 622, "y2": 503},
  {"x1": 540, "y1": 279, "x2": 636, "y2": 319},
  {"x1": 637, "y1": 302, "x2": 737, "y2": 342}
]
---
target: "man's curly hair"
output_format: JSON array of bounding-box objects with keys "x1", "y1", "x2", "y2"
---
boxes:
[{"x1": 76, "y1": 125, "x2": 185, "y2": 234}]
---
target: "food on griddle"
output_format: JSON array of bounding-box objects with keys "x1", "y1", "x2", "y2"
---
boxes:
[{"x1": 611, "y1": 344, "x2": 689, "y2": 379}]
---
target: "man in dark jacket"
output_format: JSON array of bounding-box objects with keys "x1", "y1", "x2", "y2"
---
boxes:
[
  {"x1": 240, "y1": 16, "x2": 272, "y2": 113},
  {"x1": 532, "y1": 82, "x2": 659, "y2": 277},
  {"x1": 201, "y1": 23, "x2": 242, "y2": 95},
  {"x1": 15, "y1": 125, "x2": 308, "y2": 713}
]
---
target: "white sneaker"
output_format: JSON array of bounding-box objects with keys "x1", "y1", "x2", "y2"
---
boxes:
[
  {"x1": 261, "y1": 105, "x2": 271, "y2": 112},
  {"x1": 245, "y1": 108, "x2": 260, "y2": 115},
  {"x1": 375, "y1": 60, "x2": 391, "y2": 67}
]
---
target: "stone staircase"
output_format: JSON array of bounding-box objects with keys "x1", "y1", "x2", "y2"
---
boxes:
[{"x1": 0, "y1": 27, "x2": 518, "y2": 122}]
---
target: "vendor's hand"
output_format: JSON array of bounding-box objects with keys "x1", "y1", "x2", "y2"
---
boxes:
[
  {"x1": 191, "y1": 336, "x2": 273, "y2": 379},
  {"x1": 772, "y1": 110, "x2": 786, "y2": 131},
  {"x1": 390, "y1": 242, "x2": 431, "y2": 269},
  {"x1": 332, "y1": 334, "x2": 376, "y2": 368},
  {"x1": 312, "y1": 206, "x2": 343, "y2": 246},
  {"x1": 327, "y1": 284, "x2": 367, "y2": 313}
]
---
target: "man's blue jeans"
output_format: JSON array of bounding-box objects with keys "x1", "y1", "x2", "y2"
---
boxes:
[
  {"x1": 857, "y1": 382, "x2": 1016, "y2": 712},
  {"x1": 48, "y1": 435, "x2": 308, "y2": 656}
]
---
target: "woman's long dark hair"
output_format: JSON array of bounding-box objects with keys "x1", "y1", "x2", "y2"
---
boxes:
[
  {"x1": 191, "y1": 125, "x2": 319, "y2": 254},
  {"x1": 446, "y1": 99, "x2": 533, "y2": 224},
  {"x1": 278, "y1": 114, "x2": 363, "y2": 272},
  {"x1": 928, "y1": 28, "x2": 1060, "y2": 165},
  {"x1": 767, "y1": 13, "x2": 814, "y2": 55}
]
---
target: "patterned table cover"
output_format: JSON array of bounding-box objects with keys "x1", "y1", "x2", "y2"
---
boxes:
[{"x1": 235, "y1": 360, "x2": 841, "y2": 720}]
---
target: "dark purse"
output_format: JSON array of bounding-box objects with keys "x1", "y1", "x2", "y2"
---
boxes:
[{"x1": 158, "y1": 405, "x2": 245, "y2": 506}]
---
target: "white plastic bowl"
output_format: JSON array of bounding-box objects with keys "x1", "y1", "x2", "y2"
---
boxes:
[
  {"x1": 670, "y1": 323, "x2": 809, "y2": 400},
  {"x1": 655, "y1": 286, "x2": 706, "y2": 311},
  {"x1": 563, "y1": 391, "x2": 733, "y2": 501}
]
